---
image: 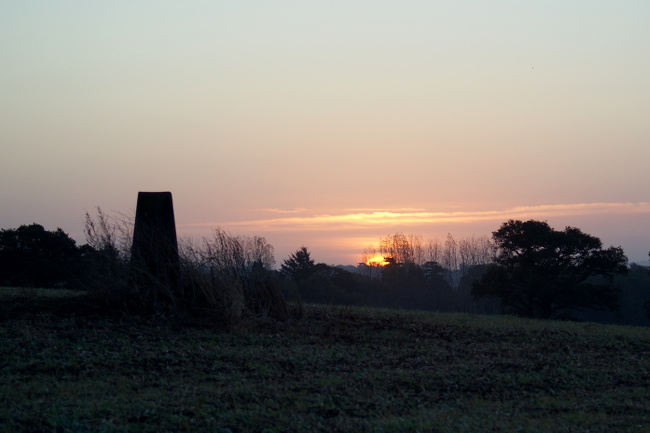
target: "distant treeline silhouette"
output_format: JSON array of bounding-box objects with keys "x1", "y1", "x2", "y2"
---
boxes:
[{"x1": 1, "y1": 213, "x2": 649, "y2": 326}]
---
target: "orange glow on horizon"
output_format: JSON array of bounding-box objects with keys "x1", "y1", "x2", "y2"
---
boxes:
[{"x1": 366, "y1": 255, "x2": 390, "y2": 267}]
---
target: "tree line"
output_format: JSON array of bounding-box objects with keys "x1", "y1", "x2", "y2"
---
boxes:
[
  {"x1": 279, "y1": 221, "x2": 648, "y2": 325},
  {"x1": 1, "y1": 213, "x2": 649, "y2": 325}
]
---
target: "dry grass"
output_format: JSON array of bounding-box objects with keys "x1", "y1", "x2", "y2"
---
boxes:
[{"x1": 82, "y1": 209, "x2": 291, "y2": 326}]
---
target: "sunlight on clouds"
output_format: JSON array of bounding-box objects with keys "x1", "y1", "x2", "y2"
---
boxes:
[
  {"x1": 343, "y1": 207, "x2": 427, "y2": 213},
  {"x1": 256, "y1": 208, "x2": 308, "y2": 214},
  {"x1": 185, "y1": 202, "x2": 650, "y2": 232}
]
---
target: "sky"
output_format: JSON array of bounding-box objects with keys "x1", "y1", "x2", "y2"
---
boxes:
[{"x1": 1, "y1": 1, "x2": 649, "y2": 266}]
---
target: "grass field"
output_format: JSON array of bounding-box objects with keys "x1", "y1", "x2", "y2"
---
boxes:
[{"x1": 1, "y1": 288, "x2": 649, "y2": 432}]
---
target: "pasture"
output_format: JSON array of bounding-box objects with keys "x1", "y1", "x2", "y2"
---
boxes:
[{"x1": 1, "y1": 288, "x2": 649, "y2": 432}]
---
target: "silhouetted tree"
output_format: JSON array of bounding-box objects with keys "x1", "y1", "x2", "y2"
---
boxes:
[
  {"x1": 472, "y1": 220, "x2": 628, "y2": 319},
  {"x1": 0, "y1": 224, "x2": 80, "y2": 288},
  {"x1": 457, "y1": 264, "x2": 498, "y2": 314},
  {"x1": 280, "y1": 247, "x2": 317, "y2": 281},
  {"x1": 575, "y1": 263, "x2": 650, "y2": 326}
]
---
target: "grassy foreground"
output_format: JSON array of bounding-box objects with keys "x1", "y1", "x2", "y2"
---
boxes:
[{"x1": 1, "y1": 289, "x2": 649, "y2": 432}]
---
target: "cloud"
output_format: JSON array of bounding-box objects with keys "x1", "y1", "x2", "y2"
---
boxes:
[
  {"x1": 343, "y1": 207, "x2": 427, "y2": 212},
  {"x1": 184, "y1": 202, "x2": 650, "y2": 232},
  {"x1": 256, "y1": 208, "x2": 308, "y2": 214}
]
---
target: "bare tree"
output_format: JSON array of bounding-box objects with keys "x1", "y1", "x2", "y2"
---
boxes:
[
  {"x1": 424, "y1": 237, "x2": 443, "y2": 264},
  {"x1": 360, "y1": 232, "x2": 495, "y2": 289},
  {"x1": 442, "y1": 233, "x2": 459, "y2": 288},
  {"x1": 378, "y1": 233, "x2": 424, "y2": 265},
  {"x1": 242, "y1": 235, "x2": 275, "y2": 270}
]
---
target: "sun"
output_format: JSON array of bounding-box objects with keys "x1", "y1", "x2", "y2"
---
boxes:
[{"x1": 366, "y1": 255, "x2": 390, "y2": 267}]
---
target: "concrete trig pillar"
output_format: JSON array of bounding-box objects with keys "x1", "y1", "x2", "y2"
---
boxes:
[{"x1": 130, "y1": 192, "x2": 181, "y2": 304}]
